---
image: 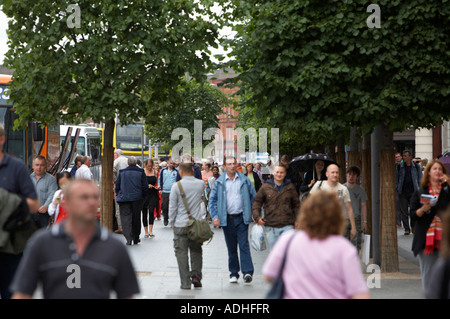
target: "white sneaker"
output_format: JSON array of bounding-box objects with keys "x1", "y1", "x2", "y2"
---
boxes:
[
  {"x1": 244, "y1": 274, "x2": 253, "y2": 283},
  {"x1": 229, "y1": 276, "x2": 238, "y2": 283}
]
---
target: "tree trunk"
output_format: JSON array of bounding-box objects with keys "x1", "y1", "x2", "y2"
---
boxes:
[
  {"x1": 347, "y1": 127, "x2": 361, "y2": 179},
  {"x1": 101, "y1": 118, "x2": 115, "y2": 231},
  {"x1": 379, "y1": 126, "x2": 399, "y2": 272},
  {"x1": 326, "y1": 140, "x2": 336, "y2": 162},
  {"x1": 336, "y1": 136, "x2": 346, "y2": 183},
  {"x1": 361, "y1": 134, "x2": 372, "y2": 236}
]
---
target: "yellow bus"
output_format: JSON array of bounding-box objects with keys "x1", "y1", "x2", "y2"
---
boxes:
[
  {"x1": 113, "y1": 122, "x2": 149, "y2": 157},
  {"x1": 105, "y1": 121, "x2": 173, "y2": 160}
]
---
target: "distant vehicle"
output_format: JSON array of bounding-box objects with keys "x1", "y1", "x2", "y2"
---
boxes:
[
  {"x1": 1, "y1": 74, "x2": 60, "y2": 171},
  {"x1": 114, "y1": 122, "x2": 149, "y2": 157},
  {"x1": 113, "y1": 121, "x2": 172, "y2": 160},
  {"x1": 60, "y1": 124, "x2": 102, "y2": 183}
]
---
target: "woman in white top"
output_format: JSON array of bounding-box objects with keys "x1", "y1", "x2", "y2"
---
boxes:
[{"x1": 48, "y1": 171, "x2": 72, "y2": 225}]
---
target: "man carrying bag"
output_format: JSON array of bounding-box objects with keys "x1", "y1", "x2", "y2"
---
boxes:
[{"x1": 169, "y1": 161, "x2": 212, "y2": 289}]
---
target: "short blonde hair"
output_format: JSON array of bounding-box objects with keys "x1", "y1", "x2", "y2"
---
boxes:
[
  {"x1": 0, "y1": 123, "x2": 4, "y2": 138},
  {"x1": 296, "y1": 191, "x2": 346, "y2": 239}
]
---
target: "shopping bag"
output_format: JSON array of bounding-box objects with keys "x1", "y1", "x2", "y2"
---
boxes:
[
  {"x1": 361, "y1": 233, "x2": 371, "y2": 265},
  {"x1": 250, "y1": 224, "x2": 267, "y2": 251}
]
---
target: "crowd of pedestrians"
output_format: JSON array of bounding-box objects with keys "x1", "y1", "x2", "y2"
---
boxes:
[{"x1": 2, "y1": 120, "x2": 450, "y2": 299}]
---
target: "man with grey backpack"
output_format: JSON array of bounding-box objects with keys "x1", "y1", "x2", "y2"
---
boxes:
[{"x1": 169, "y1": 160, "x2": 206, "y2": 289}]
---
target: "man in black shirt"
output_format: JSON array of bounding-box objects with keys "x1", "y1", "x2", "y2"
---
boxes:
[{"x1": 10, "y1": 179, "x2": 140, "y2": 299}]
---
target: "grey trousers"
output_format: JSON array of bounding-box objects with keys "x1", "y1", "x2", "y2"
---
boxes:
[
  {"x1": 173, "y1": 227, "x2": 203, "y2": 288},
  {"x1": 418, "y1": 250, "x2": 439, "y2": 293}
]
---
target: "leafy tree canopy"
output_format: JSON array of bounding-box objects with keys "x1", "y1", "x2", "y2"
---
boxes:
[
  {"x1": 144, "y1": 78, "x2": 229, "y2": 150},
  {"x1": 222, "y1": 0, "x2": 450, "y2": 143},
  {"x1": 3, "y1": 0, "x2": 223, "y2": 128}
]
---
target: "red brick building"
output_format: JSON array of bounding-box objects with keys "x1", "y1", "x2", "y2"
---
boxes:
[{"x1": 208, "y1": 69, "x2": 240, "y2": 161}]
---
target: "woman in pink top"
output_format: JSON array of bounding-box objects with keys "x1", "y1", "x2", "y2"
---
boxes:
[{"x1": 263, "y1": 191, "x2": 370, "y2": 299}]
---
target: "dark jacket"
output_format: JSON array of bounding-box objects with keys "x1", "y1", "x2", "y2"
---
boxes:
[
  {"x1": 175, "y1": 164, "x2": 202, "y2": 182},
  {"x1": 252, "y1": 178, "x2": 300, "y2": 228},
  {"x1": 410, "y1": 183, "x2": 450, "y2": 257},
  {"x1": 286, "y1": 166, "x2": 302, "y2": 193},
  {"x1": 0, "y1": 188, "x2": 36, "y2": 254},
  {"x1": 115, "y1": 166, "x2": 148, "y2": 203},
  {"x1": 396, "y1": 161, "x2": 422, "y2": 195},
  {"x1": 300, "y1": 169, "x2": 327, "y2": 193},
  {"x1": 245, "y1": 171, "x2": 262, "y2": 193}
]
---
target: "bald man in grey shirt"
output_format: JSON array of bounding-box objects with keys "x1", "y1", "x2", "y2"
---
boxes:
[{"x1": 169, "y1": 162, "x2": 206, "y2": 289}]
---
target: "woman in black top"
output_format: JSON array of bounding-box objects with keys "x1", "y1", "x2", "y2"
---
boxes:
[
  {"x1": 143, "y1": 158, "x2": 159, "y2": 238},
  {"x1": 299, "y1": 160, "x2": 327, "y2": 199},
  {"x1": 410, "y1": 159, "x2": 450, "y2": 291}
]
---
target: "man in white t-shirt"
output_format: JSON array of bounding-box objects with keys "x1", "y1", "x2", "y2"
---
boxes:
[
  {"x1": 310, "y1": 163, "x2": 356, "y2": 240},
  {"x1": 74, "y1": 156, "x2": 93, "y2": 180}
]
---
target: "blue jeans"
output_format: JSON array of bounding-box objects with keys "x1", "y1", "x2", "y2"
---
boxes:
[
  {"x1": 265, "y1": 225, "x2": 294, "y2": 250},
  {"x1": 222, "y1": 214, "x2": 254, "y2": 278}
]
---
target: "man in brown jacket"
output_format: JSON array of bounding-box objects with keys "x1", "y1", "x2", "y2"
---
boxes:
[{"x1": 252, "y1": 163, "x2": 300, "y2": 250}]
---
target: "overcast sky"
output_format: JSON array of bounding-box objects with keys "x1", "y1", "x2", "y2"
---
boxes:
[{"x1": 0, "y1": 10, "x2": 9, "y2": 64}]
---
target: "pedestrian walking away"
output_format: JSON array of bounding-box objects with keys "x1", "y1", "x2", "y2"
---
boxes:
[
  {"x1": 410, "y1": 159, "x2": 450, "y2": 292},
  {"x1": 169, "y1": 162, "x2": 206, "y2": 289},
  {"x1": 209, "y1": 156, "x2": 256, "y2": 284},
  {"x1": 113, "y1": 149, "x2": 129, "y2": 233},
  {"x1": 115, "y1": 156, "x2": 148, "y2": 245},
  {"x1": 30, "y1": 155, "x2": 58, "y2": 228},
  {"x1": 252, "y1": 162, "x2": 300, "y2": 249},
  {"x1": 0, "y1": 124, "x2": 39, "y2": 299},
  {"x1": 74, "y1": 155, "x2": 93, "y2": 180},
  {"x1": 10, "y1": 179, "x2": 140, "y2": 299},
  {"x1": 262, "y1": 191, "x2": 370, "y2": 299}
]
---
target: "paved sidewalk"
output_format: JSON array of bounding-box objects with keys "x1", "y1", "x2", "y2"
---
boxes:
[{"x1": 121, "y1": 220, "x2": 424, "y2": 299}]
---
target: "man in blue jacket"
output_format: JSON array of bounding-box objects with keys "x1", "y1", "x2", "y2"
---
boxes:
[
  {"x1": 208, "y1": 156, "x2": 257, "y2": 284},
  {"x1": 115, "y1": 156, "x2": 148, "y2": 245},
  {"x1": 158, "y1": 158, "x2": 179, "y2": 226}
]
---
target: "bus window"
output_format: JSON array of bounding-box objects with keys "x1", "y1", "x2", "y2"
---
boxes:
[
  {"x1": 88, "y1": 137, "x2": 102, "y2": 166},
  {"x1": 61, "y1": 136, "x2": 86, "y2": 158},
  {"x1": 2, "y1": 107, "x2": 27, "y2": 162},
  {"x1": 116, "y1": 124, "x2": 149, "y2": 153}
]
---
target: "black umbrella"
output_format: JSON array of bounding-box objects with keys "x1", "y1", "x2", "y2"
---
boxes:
[{"x1": 289, "y1": 153, "x2": 338, "y2": 179}]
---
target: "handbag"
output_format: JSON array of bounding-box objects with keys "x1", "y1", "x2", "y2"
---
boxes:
[
  {"x1": 250, "y1": 224, "x2": 267, "y2": 251},
  {"x1": 361, "y1": 233, "x2": 371, "y2": 265},
  {"x1": 177, "y1": 181, "x2": 214, "y2": 244},
  {"x1": 266, "y1": 231, "x2": 297, "y2": 299}
]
